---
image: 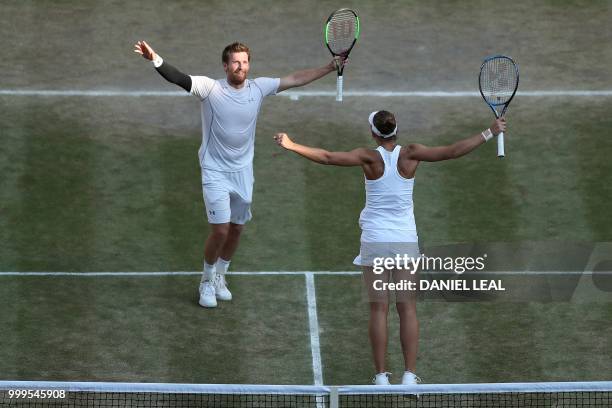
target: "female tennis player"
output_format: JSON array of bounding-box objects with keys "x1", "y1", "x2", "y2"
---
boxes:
[{"x1": 274, "y1": 111, "x2": 506, "y2": 385}]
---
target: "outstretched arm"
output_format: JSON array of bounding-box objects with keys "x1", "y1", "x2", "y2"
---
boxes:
[
  {"x1": 274, "y1": 133, "x2": 372, "y2": 166},
  {"x1": 134, "y1": 40, "x2": 191, "y2": 92},
  {"x1": 277, "y1": 57, "x2": 345, "y2": 93},
  {"x1": 406, "y1": 118, "x2": 507, "y2": 162}
]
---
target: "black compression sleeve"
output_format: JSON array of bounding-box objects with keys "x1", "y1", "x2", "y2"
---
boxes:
[{"x1": 155, "y1": 61, "x2": 192, "y2": 92}]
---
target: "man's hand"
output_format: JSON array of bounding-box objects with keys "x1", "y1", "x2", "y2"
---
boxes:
[
  {"x1": 327, "y1": 56, "x2": 348, "y2": 72},
  {"x1": 134, "y1": 40, "x2": 157, "y2": 61},
  {"x1": 491, "y1": 118, "x2": 507, "y2": 136},
  {"x1": 278, "y1": 57, "x2": 348, "y2": 92},
  {"x1": 274, "y1": 133, "x2": 295, "y2": 150}
]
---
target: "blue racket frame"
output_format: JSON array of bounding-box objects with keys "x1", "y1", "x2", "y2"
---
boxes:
[{"x1": 478, "y1": 55, "x2": 519, "y2": 158}]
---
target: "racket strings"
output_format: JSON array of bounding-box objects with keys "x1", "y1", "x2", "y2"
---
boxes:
[
  {"x1": 480, "y1": 58, "x2": 518, "y2": 105},
  {"x1": 326, "y1": 12, "x2": 357, "y2": 55}
]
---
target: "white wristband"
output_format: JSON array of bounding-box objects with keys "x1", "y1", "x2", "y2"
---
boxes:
[
  {"x1": 481, "y1": 128, "x2": 493, "y2": 142},
  {"x1": 152, "y1": 54, "x2": 164, "y2": 68}
]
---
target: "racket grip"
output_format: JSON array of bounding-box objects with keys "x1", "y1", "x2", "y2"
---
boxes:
[
  {"x1": 336, "y1": 75, "x2": 343, "y2": 102},
  {"x1": 497, "y1": 132, "x2": 505, "y2": 158}
]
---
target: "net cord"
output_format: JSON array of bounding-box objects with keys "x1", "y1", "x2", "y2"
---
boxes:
[
  {"x1": 337, "y1": 381, "x2": 612, "y2": 395},
  {"x1": 2, "y1": 381, "x2": 612, "y2": 396},
  {"x1": 0, "y1": 381, "x2": 329, "y2": 395}
]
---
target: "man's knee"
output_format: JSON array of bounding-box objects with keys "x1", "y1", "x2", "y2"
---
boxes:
[
  {"x1": 209, "y1": 223, "x2": 231, "y2": 242},
  {"x1": 228, "y1": 223, "x2": 244, "y2": 237}
]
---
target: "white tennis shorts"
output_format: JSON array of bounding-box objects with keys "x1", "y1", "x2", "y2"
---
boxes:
[
  {"x1": 353, "y1": 229, "x2": 420, "y2": 266},
  {"x1": 201, "y1": 165, "x2": 254, "y2": 225}
]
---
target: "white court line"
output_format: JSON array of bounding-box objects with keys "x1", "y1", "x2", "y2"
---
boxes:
[
  {"x1": 2, "y1": 89, "x2": 612, "y2": 98},
  {"x1": 0, "y1": 271, "x2": 359, "y2": 276},
  {"x1": 0, "y1": 271, "x2": 608, "y2": 277},
  {"x1": 305, "y1": 273, "x2": 324, "y2": 387},
  {"x1": 284, "y1": 90, "x2": 612, "y2": 100}
]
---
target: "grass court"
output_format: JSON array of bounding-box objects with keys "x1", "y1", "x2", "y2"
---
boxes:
[{"x1": 1, "y1": 0, "x2": 611, "y2": 386}]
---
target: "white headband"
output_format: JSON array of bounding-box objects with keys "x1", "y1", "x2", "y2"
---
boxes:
[{"x1": 368, "y1": 111, "x2": 397, "y2": 138}]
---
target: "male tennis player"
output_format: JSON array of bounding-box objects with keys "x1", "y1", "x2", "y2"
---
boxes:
[
  {"x1": 275, "y1": 111, "x2": 506, "y2": 385},
  {"x1": 134, "y1": 40, "x2": 344, "y2": 308}
]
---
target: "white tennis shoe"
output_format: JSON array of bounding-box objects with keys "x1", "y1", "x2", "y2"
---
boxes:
[
  {"x1": 373, "y1": 372, "x2": 391, "y2": 385},
  {"x1": 401, "y1": 371, "x2": 421, "y2": 385},
  {"x1": 402, "y1": 371, "x2": 421, "y2": 399},
  {"x1": 199, "y1": 281, "x2": 217, "y2": 308},
  {"x1": 214, "y1": 274, "x2": 232, "y2": 301}
]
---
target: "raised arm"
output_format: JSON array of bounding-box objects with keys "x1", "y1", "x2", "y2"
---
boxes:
[
  {"x1": 277, "y1": 57, "x2": 345, "y2": 93},
  {"x1": 405, "y1": 118, "x2": 506, "y2": 162},
  {"x1": 274, "y1": 133, "x2": 373, "y2": 166},
  {"x1": 134, "y1": 40, "x2": 191, "y2": 92}
]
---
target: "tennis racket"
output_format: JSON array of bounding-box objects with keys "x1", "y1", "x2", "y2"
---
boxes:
[
  {"x1": 478, "y1": 55, "x2": 519, "y2": 158},
  {"x1": 324, "y1": 8, "x2": 360, "y2": 102}
]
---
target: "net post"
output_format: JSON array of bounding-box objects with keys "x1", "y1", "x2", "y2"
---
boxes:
[{"x1": 329, "y1": 386, "x2": 339, "y2": 408}]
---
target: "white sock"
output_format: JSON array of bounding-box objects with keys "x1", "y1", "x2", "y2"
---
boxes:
[
  {"x1": 202, "y1": 262, "x2": 216, "y2": 282},
  {"x1": 216, "y1": 258, "x2": 231, "y2": 276}
]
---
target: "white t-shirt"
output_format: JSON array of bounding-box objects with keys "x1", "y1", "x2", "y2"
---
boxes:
[{"x1": 190, "y1": 76, "x2": 280, "y2": 172}]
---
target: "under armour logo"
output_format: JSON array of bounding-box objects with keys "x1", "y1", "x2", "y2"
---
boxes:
[{"x1": 209, "y1": 210, "x2": 215, "y2": 215}]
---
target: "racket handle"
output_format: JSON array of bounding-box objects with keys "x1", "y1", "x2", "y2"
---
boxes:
[
  {"x1": 497, "y1": 132, "x2": 505, "y2": 158},
  {"x1": 336, "y1": 75, "x2": 343, "y2": 102}
]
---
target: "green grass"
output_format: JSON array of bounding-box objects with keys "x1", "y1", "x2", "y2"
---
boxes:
[
  {"x1": 316, "y1": 276, "x2": 612, "y2": 384},
  {"x1": 5, "y1": 96, "x2": 612, "y2": 271},
  {"x1": 0, "y1": 275, "x2": 314, "y2": 384},
  {"x1": 2, "y1": 96, "x2": 612, "y2": 383},
  {"x1": 2, "y1": 0, "x2": 612, "y2": 387},
  {"x1": 0, "y1": 273, "x2": 610, "y2": 384}
]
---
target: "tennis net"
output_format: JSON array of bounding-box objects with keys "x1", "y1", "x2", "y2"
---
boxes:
[{"x1": 1, "y1": 380, "x2": 611, "y2": 407}]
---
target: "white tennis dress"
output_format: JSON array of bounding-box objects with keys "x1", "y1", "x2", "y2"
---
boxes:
[{"x1": 354, "y1": 145, "x2": 419, "y2": 266}]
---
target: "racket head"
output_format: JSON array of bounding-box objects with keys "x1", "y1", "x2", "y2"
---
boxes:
[
  {"x1": 325, "y1": 8, "x2": 360, "y2": 59},
  {"x1": 478, "y1": 55, "x2": 519, "y2": 112}
]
